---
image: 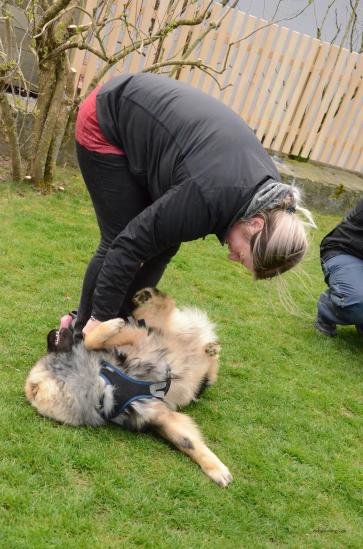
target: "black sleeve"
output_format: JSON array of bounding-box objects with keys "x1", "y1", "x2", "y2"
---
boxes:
[{"x1": 92, "y1": 181, "x2": 213, "y2": 320}]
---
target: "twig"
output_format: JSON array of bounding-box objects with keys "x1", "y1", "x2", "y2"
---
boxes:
[{"x1": 142, "y1": 58, "x2": 232, "y2": 91}]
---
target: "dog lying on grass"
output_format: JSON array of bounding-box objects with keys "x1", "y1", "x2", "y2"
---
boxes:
[{"x1": 25, "y1": 288, "x2": 232, "y2": 487}]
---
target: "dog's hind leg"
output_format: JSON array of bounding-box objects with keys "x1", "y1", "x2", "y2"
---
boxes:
[
  {"x1": 206, "y1": 355, "x2": 220, "y2": 387},
  {"x1": 140, "y1": 401, "x2": 232, "y2": 487},
  {"x1": 204, "y1": 342, "x2": 220, "y2": 387}
]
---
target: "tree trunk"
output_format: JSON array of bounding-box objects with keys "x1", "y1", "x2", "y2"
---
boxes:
[
  {"x1": 0, "y1": 89, "x2": 23, "y2": 181},
  {"x1": 30, "y1": 0, "x2": 79, "y2": 186},
  {"x1": 44, "y1": 68, "x2": 76, "y2": 183},
  {"x1": 29, "y1": 60, "x2": 57, "y2": 172},
  {"x1": 31, "y1": 60, "x2": 67, "y2": 186}
]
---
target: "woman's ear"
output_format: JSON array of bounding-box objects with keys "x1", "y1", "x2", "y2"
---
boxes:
[{"x1": 247, "y1": 216, "x2": 265, "y2": 236}]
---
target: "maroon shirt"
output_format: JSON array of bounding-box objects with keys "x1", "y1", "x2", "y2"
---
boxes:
[{"x1": 75, "y1": 85, "x2": 125, "y2": 155}]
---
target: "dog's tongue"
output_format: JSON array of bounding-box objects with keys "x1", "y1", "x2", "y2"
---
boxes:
[{"x1": 60, "y1": 314, "x2": 73, "y2": 330}]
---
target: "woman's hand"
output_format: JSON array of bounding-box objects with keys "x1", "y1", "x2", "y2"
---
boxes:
[{"x1": 82, "y1": 317, "x2": 102, "y2": 336}]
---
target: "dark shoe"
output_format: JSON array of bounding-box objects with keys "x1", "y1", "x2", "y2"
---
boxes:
[
  {"x1": 314, "y1": 318, "x2": 337, "y2": 337},
  {"x1": 355, "y1": 324, "x2": 363, "y2": 338}
]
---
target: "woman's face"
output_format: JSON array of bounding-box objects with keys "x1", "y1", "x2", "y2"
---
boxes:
[{"x1": 225, "y1": 217, "x2": 264, "y2": 272}]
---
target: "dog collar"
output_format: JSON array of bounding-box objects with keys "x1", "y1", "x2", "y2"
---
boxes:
[{"x1": 99, "y1": 360, "x2": 171, "y2": 420}]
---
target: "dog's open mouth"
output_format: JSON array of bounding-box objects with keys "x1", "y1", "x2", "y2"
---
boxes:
[{"x1": 47, "y1": 326, "x2": 74, "y2": 353}]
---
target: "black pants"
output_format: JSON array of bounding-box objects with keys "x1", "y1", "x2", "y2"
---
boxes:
[{"x1": 74, "y1": 143, "x2": 179, "y2": 339}]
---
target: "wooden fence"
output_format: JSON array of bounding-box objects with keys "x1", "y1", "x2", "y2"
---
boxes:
[{"x1": 72, "y1": 1, "x2": 363, "y2": 174}]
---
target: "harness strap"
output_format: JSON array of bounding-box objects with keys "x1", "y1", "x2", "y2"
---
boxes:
[{"x1": 99, "y1": 360, "x2": 171, "y2": 420}]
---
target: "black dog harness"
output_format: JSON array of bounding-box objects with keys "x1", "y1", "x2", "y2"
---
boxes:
[{"x1": 99, "y1": 360, "x2": 171, "y2": 420}]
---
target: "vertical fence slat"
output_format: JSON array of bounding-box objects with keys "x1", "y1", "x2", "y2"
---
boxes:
[
  {"x1": 80, "y1": 1, "x2": 116, "y2": 92},
  {"x1": 217, "y1": 11, "x2": 248, "y2": 97},
  {"x1": 273, "y1": 36, "x2": 320, "y2": 151},
  {"x1": 219, "y1": 11, "x2": 252, "y2": 106},
  {"x1": 142, "y1": 0, "x2": 174, "y2": 69},
  {"x1": 310, "y1": 52, "x2": 357, "y2": 163},
  {"x1": 179, "y1": 3, "x2": 222, "y2": 82},
  {"x1": 263, "y1": 34, "x2": 312, "y2": 149},
  {"x1": 71, "y1": 0, "x2": 99, "y2": 90},
  {"x1": 229, "y1": 16, "x2": 269, "y2": 113},
  {"x1": 291, "y1": 44, "x2": 340, "y2": 156},
  {"x1": 282, "y1": 43, "x2": 328, "y2": 154},
  {"x1": 335, "y1": 77, "x2": 363, "y2": 169},
  {"x1": 156, "y1": 1, "x2": 197, "y2": 79},
  {"x1": 248, "y1": 25, "x2": 289, "y2": 132},
  {"x1": 241, "y1": 23, "x2": 279, "y2": 124},
  {"x1": 100, "y1": 1, "x2": 127, "y2": 74},
  {"x1": 256, "y1": 31, "x2": 300, "y2": 147},
  {"x1": 155, "y1": 0, "x2": 188, "y2": 65},
  {"x1": 324, "y1": 54, "x2": 363, "y2": 165},
  {"x1": 346, "y1": 124, "x2": 363, "y2": 172},
  {"x1": 188, "y1": 3, "x2": 225, "y2": 89},
  {"x1": 207, "y1": 5, "x2": 237, "y2": 98},
  {"x1": 301, "y1": 47, "x2": 350, "y2": 158},
  {"x1": 353, "y1": 137, "x2": 363, "y2": 173},
  {"x1": 127, "y1": 1, "x2": 159, "y2": 73}
]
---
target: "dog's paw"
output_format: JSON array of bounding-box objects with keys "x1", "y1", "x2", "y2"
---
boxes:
[
  {"x1": 133, "y1": 288, "x2": 153, "y2": 306},
  {"x1": 101, "y1": 318, "x2": 125, "y2": 336},
  {"x1": 84, "y1": 318, "x2": 126, "y2": 350},
  {"x1": 205, "y1": 462, "x2": 233, "y2": 488},
  {"x1": 205, "y1": 341, "x2": 220, "y2": 357}
]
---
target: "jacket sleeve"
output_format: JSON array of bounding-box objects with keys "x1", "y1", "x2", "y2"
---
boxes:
[
  {"x1": 92, "y1": 181, "x2": 213, "y2": 320},
  {"x1": 349, "y1": 198, "x2": 363, "y2": 224}
]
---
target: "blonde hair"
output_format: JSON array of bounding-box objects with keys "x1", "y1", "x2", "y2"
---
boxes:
[{"x1": 248, "y1": 187, "x2": 315, "y2": 280}]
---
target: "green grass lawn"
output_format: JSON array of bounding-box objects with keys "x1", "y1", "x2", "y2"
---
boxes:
[{"x1": 0, "y1": 167, "x2": 362, "y2": 549}]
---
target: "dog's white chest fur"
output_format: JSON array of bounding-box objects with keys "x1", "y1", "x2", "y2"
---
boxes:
[{"x1": 169, "y1": 307, "x2": 217, "y2": 345}]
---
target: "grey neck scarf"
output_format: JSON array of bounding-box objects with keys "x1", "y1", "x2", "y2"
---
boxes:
[{"x1": 243, "y1": 180, "x2": 294, "y2": 218}]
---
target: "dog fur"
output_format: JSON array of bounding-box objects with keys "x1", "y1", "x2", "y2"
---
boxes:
[{"x1": 25, "y1": 288, "x2": 232, "y2": 487}]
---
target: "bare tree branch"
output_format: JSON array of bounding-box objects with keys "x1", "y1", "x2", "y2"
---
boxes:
[
  {"x1": 33, "y1": 5, "x2": 77, "y2": 39},
  {"x1": 318, "y1": 0, "x2": 337, "y2": 40},
  {"x1": 37, "y1": 0, "x2": 72, "y2": 30},
  {"x1": 339, "y1": 0, "x2": 359, "y2": 49},
  {"x1": 331, "y1": 7, "x2": 342, "y2": 43},
  {"x1": 349, "y1": 0, "x2": 359, "y2": 51},
  {"x1": 142, "y1": 58, "x2": 232, "y2": 91}
]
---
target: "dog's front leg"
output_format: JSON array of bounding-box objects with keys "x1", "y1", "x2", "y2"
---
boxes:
[
  {"x1": 144, "y1": 401, "x2": 233, "y2": 487},
  {"x1": 84, "y1": 318, "x2": 126, "y2": 350},
  {"x1": 84, "y1": 319, "x2": 148, "y2": 350}
]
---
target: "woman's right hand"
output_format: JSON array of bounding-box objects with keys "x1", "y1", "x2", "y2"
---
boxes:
[{"x1": 82, "y1": 317, "x2": 102, "y2": 336}]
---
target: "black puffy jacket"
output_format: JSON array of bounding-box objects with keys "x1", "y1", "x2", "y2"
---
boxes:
[
  {"x1": 320, "y1": 198, "x2": 363, "y2": 261},
  {"x1": 92, "y1": 73, "x2": 280, "y2": 319}
]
